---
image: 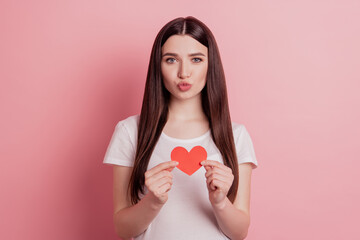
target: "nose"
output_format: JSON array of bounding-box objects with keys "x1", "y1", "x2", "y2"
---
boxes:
[{"x1": 178, "y1": 61, "x2": 191, "y2": 79}]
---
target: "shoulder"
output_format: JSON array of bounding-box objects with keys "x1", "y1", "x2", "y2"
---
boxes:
[
  {"x1": 114, "y1": 114, "x2": 139, "y2": 145},
  {"x1": 103, "y1": 115, "x2": 139, "y2": 167},
  {"x1": 230, "y1": 121, "x2": 253, "y2": 145},
  {"x1": 231, "y1": 121, "x2": 258, "y2": 168},
  {"x1": 115, "y1": 114, "x2": 140, "y2": 132},
  {"x1": 231, "y1": 121, "x2": 247, "y2": 137}
]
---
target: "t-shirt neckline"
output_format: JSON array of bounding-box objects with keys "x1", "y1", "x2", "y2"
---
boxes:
[{"x1": 160, "y1": 129, "x2": 211, "y2": 143}]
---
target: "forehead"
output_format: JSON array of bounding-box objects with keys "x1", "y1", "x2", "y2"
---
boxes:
[{"x1": 161, "y1": 35, "x2": 208, "y2": 56}]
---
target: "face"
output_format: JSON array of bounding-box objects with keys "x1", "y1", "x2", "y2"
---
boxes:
[{"x1": 161, "y1": 34, "x2": 208, "y2": 101}]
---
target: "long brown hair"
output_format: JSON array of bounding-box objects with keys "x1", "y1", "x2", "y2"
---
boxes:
[{"x1": 128, "y1": 16, "x2": 239, "y2": 205}]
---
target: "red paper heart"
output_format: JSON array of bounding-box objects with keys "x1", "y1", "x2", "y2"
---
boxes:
[{"x1": 171, "y1": 146, "x2": 207, "y2": 176}]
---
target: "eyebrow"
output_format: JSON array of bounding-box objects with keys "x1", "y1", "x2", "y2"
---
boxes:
[{"x1": 162, "y1": 52, "x2": 206, "y2": 58}]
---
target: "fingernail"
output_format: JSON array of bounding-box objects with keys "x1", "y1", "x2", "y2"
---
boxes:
[{"x1": 200, "y1": 161, "x2": 204, "y2": 165}]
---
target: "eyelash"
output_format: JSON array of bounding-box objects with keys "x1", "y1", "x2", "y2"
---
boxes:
[{"x1": 165, "y1": 58, "x2": 203, "y2": 63}]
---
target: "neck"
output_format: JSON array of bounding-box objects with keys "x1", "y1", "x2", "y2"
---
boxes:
[{"x1": 167, "y1": 95, "x2": 206, "y2": 121}]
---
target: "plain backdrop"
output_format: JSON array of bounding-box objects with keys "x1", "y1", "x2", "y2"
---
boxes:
[{"x1": 1, "y1": 0, "x2": 359, "y2": 239}]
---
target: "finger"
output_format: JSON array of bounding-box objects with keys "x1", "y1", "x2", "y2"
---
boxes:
[
  {"x1": 210, "y1": 179, "x2": 225, "y2": 191},
  {"x1": 206, "y1": 173, "x2": 232, "y2": 186},
  {"x1": 209, "y1": 180, "x2": 217, "y2": 191},
  {"x1": 204, "y1": 177, "x2": 215, "y2": 191},
  {"x1": 206, "y1": 173, "x2": 233, "y2": 194},
  {"x1": 158, "y1": 182, "x2": 172, "y2": 194},
  {"x1": 146, "y1": 171, "x2": 173, "y2": 187},
  {"x1": 204, "y1": 169, "x2": 231, "y2": 191},
  {"x1": 147, "y1": 175, "x2": 173, "y2": 193},
  {"x1": 150, "y1": 183, "x2": 171, "y2": 199},
  {"x1": 203, "y1": 165, "x2": 212, "y2": 172},
  {"x1": 205, "y1": 167, "x2": 233, "y2": 179},
  {"x1": 156, "y1": 180, "x2": 173, "y2": 195},
  {"x1": 201, "y1": 160, "x2": 232, "y2": 173},
  {"x1": 165, "y1": 166, "x2": 177, "y2": 172},
  {"x1": 145, "y1": 161, "x2": 179, "y2": 179},
  {"x1": 201, "y1": 160, "x2": 221, "y2": 167}
]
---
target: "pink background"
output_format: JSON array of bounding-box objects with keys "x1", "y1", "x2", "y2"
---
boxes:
[{"x1": 1, "y1": 0, "x2": 359, "y2": 239}]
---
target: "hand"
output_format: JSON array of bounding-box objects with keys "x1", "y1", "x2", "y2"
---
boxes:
[
  {"x1": 144, "y1": 161, "x2": 178, "y2": 206},
  {"x1": 201, "y1": 160, "x2": 234, "y2": 207}
]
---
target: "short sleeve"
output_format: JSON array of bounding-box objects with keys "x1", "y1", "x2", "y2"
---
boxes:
[
  {"x1": 103, "y1": 119, "x2": 137, "y2": 167},
  {"x1": 233, "y1": 123, "x2": 258, "y2": 169}
]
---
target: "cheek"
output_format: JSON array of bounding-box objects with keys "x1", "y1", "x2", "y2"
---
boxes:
[
  {"x1": 161, "y1": 65, "x2": 177, "y2": 80},
  {"x1": 197, "y1": 65, "x2": 208, "y2": 82},
  {"x1": 161, "y1": 67, "x2": 174, "y2": 90}
]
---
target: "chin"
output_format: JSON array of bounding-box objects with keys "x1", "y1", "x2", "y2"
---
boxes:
[{"x1": 175, "y1": 93, "x2": 202, "y2": 101}]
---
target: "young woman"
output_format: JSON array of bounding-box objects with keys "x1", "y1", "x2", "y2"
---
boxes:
[{"x1": 103, "y1": 16, "x2": 258, "y2": 240}]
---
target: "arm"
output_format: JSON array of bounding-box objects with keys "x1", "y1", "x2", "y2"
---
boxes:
[
  {"x1": 201, "y1": 161, "x2": 253, "y2": 240},
  {"x1": 113, "y1": 165, "x2": 156, "y2": 239},
  {"x1": 112, "y1": 161, "x2": 178, "y2": 239}
]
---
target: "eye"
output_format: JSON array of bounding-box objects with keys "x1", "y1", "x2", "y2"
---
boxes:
[
  {"x1": 192, "y1": 58, "x2": 203, "y2": 63},
  {"x1": 165, "y1": 58, "x2": 176, "y2": 63}
]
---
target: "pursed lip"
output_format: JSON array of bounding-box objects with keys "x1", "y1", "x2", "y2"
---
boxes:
[
  {"x1": 177, "y1": 81, "x2": 191, "y2": 86},
  {"x1": 177, "y1": 81, "x2": 192, "y2": 91}
]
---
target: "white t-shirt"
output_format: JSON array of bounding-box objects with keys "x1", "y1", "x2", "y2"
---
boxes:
[{"x1": 103, "y1": 115, "x2": 258, "y2": 240}]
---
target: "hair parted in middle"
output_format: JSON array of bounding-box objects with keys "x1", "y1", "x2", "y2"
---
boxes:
[{"x1": 128, "y1": 16, "x2": 239, "y2": 205}]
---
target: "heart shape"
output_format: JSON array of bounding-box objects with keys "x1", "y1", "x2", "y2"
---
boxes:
[{"x1": 170, "y1": 146, "x2": 207, "y2": 176}]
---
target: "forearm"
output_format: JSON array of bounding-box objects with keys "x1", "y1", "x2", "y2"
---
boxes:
[
  {"x1": 212, "y1": 197, "x2": 250, "y2": 240},
  {"x1": 113, "y1": 194, "x2": 163, "y2": 239}
]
